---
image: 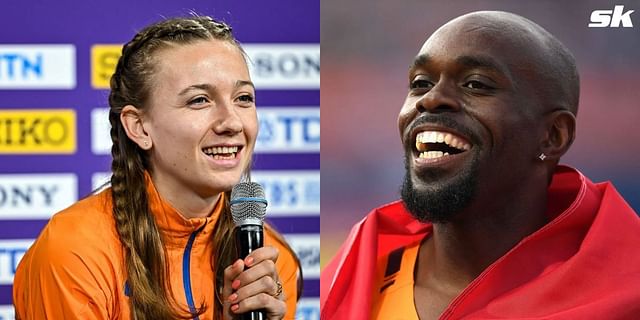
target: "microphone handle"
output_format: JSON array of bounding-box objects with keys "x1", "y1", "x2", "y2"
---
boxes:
[{"x1": 235, "y1": 224, "x2": 266, "y2": 320}]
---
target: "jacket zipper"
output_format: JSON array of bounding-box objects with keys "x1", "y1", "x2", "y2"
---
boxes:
[{"x1": 183, "y1": 225, "x2": 205, "y2": 319}]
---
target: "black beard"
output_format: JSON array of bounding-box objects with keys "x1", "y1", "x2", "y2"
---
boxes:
[{"x1": 400, "y1": 152, "x2": 479, "y2": 224}]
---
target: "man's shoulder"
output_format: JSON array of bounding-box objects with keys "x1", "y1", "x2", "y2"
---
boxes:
[
  {"x1": 330, "y1": 200, "x2": 429, "y2": 264},
  {"x1": 588, "y1": 180, "x2": 640, "y2": 242},
  {"x1": 363, "y1": 200, "x2": 431, "y2": 235},
  {"x1": 359, "y1": 200, "x2": 411, "y2": 226},
  {"x1": 369, "y1": 200, "x2": 407, "y2": 215},
  {"x1": 597, "y1": 180, "x2": 639, "y2": 217}
]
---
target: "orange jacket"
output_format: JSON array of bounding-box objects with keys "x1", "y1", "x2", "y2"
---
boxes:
[{"x1": 13, "y1": 175, "x2": 299, "y2": 319}]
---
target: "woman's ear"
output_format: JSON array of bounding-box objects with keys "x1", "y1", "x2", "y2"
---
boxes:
[
  {"x1": 540, "y1": 110, "x2": 576, "y2": 161},
  {"x1": 120, "y1": 105, "x2": 152, "y2": 150}
]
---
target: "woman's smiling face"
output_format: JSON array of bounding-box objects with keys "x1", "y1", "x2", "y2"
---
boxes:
[{"x1": 142, "y1": 39, "x2": 258, "y2": 201}]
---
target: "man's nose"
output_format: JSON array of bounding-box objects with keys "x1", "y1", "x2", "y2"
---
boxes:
[
  {"x1": 415, "y1": 80, "x2": 461, "y2": 113},
  {"x1": 212, "y1": 102, "x2": 243, "y2": 135}
]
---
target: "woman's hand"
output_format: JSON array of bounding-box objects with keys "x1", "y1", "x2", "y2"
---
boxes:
[{"x1": 222, "y1": 246, "x2": 286, "y2": 320}]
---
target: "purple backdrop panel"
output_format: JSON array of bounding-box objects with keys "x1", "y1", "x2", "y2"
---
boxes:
[{"x1": 0, "y1": 1, "x2": 319, "y2": 319}]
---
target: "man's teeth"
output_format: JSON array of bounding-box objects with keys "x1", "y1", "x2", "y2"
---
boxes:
[
  {"x1": 415, "y1": 131, "x2": 471, "y2": 152},
  {"x1": 419, "y1": 151, "x2": 450, "y2": 159},
  {"x1": 203, "y1": 146, "x2": 239, "y2": 159}
]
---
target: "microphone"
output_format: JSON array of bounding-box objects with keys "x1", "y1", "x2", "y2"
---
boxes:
[{"x1": 230, "y1": 182, "x2": 268, "y2": 320}]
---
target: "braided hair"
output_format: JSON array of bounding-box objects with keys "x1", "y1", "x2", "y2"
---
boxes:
[{"x1": 108, "y1": 16, "x2": 242, "y2": 319}]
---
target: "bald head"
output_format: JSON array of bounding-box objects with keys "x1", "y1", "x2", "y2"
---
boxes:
[{"x1": 427, "y1": 11, "x2": 580, "y2": 115}]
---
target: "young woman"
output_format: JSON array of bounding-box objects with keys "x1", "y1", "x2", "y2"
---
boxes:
[{"x1": 13, "y1": 16, "x2": 300, "y2": 320}]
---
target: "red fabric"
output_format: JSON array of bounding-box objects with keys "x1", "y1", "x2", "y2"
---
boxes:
[{"x1": 320, "y1": 166, "x2": 640, "y2": 319}]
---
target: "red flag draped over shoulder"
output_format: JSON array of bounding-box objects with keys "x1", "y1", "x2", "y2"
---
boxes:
[
  {"x1": 320, "y1": 166, "x2": 640, "y2": 320},
  {"x1": 320, "y1": 200, "x2": 430, "y2": 320}
]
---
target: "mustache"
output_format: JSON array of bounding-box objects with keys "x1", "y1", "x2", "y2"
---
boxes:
[{"x1": 406, "y1": 115, "x2": 481, "y2": 148}]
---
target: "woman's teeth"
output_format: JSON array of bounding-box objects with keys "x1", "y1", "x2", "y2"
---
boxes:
[{"x1": 203, "y1": 146, "x2": 239, "y2": 159}]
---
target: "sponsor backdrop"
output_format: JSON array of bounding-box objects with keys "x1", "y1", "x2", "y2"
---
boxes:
[
  {"x1": 321, "y1": 0, "x2": 640, "y2": 267},
  {"x1": 0, "y1": 1, "x2": 319, "y2": 319}
]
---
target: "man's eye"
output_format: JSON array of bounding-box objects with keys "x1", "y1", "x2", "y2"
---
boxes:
[
  {"x1": 464, "y1": 80, "x2": 493, "y2": 90},
  {"x1": 410, "y1": 79, "x2": 433, "y2": 89}
]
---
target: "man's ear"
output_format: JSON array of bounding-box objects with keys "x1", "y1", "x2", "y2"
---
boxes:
[
  {"x1": 540, "y1": 110, "x2": 576, "y2": 160},
  {"x1": 120, "y1": 105, "x2": 152, "y2": 150}
]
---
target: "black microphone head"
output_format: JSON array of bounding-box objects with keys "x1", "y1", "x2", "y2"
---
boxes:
[{"x1": 230, "y1": 182, "x2": 267, "y2": 226}]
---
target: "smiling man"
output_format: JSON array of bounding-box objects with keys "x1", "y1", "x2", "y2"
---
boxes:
[{"x1": 320, "y1": 11, "x2": 640, "y2": 320}]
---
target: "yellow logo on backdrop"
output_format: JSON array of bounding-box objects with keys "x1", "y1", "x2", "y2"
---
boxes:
[
  {"x1": 0, "y1": 110, "x2": 76, "y2": 154},
  {"x1": 91, "y1": 45, "x2": 121, "y2": 89}
]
